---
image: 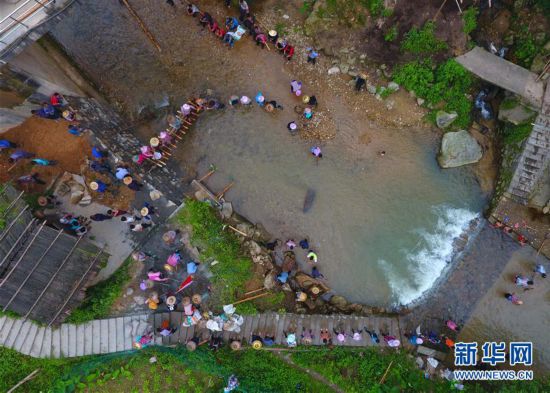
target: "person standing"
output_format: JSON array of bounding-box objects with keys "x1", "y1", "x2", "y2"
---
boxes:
[
  {"x1": 310, "y1": 146, "x2": 323, "y2": 158},
  {"x1": 0, "y1": 140, "x2": 16, "y2": 149},
  {"x1": 306, "y1": 48, "x2": 319, "y2": 64},
  {"x1": 534, "y1": 263, "x2": 547, "y2": 278},
  {"x1": 239, "y1": 0, "x2": 249, "y2": 20}
]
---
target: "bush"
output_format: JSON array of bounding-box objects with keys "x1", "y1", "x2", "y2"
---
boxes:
[
  {"x1": 66, "y1": 258, "x2": 132, "y2": 323},
  {"x1": 401, "y1": 21, "x2": 447, "y2": 54},
  {"x1": 177, "y1": 200, "x2": 252, "y2": 306},
  {"x1": 514, "y1": 27, "x2": 539, "y2": 68},
  {"x1": 394, "y1": 59, "x2": 474, "y2": 128},
  {"x1": 384, "y1": 25, "x2": 398, "y2": 42},
  {"x1": 462, "y1": 7, "x2": 478, "y2": 34},
  {"x1": 500, "y1": 122, "x2": 534, "y2": 146}
]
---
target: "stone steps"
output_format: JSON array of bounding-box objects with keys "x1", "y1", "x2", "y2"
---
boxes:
[{"x1": 0, "y1": 312, "x2": 404, "y2": 357}]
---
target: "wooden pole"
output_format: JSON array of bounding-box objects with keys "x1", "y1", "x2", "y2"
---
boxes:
[
  {"x1": 232, "y1": 291, "x2": 269, "y2": 305},
  {"x1": 120, "y1": 0, "x2": 162, "y2": 52},
  {"x1": 7, "y1": 369, "x2": 40, "y2": 393},
  {"x1": 198, "y1": 169, "x2": 216, "y2": 182},
  {"x1": 216, "y1": 182, "x2": 234, "y2": 199},
  {"x1": 244, "y1": 287, "x2": 265, "y2": 296},
  {"x1": 432, "y1": 0, "x2": 448, "y2": 22},
  {"x1": 379, "y1": 361, "x2": 394, "y2": 385},
  {"x1": 225, "y1": 225, "x2": 248, "y2": 237}
]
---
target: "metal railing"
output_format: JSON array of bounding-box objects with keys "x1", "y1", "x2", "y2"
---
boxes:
[{"x1": 0, "y1": 0, "x2": 57, "y2": 53}]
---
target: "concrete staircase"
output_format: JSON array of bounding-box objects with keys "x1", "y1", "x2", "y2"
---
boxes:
[
  {"x1": 507, "y1": 112, "x2": 550, "y2": 205},
  {"x1": 0, "y1": 313, "x2": 149, "y2": 358},
  {"x1": 0, "y1": 312, "x2": 402, "y2": 358}
]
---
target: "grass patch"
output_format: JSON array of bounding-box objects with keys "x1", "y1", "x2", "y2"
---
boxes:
[
  {"x1": 513, "y1": 26, "x2": 541, "y2": 68},
  {"x1": 299, "y1": 0, "x2": 315, "y2": 15},
  {"x1": 462, "y1": 7, "x2": 478, "y2": 35},
  {"x1": 393, "y1": 59, "x2": 474, "y2": 128},
  {"x1": 292, "y1": 347, "x2": 449, "y2": 392},
  {"x1": 0, "y1": 347, "x2": 79, "y2": 393},
  {"x1": 384, "y1": 25, "x2": 398, "y2": 42},
  {"x1": 500, "y1": 122, "x2": 533, "y2": 146},
  {"x1": 65, "y1": 257, "x2": 133, "y2": 323},
  {"x1": 500, "y1": 97, "x2": 519, "y2": 111},
  {"x1": 401, "y1": 21, "x2": 447, "y2": 55},
  {"x1": 177, "y1": 200, "x2": 252, "y2": 307}
]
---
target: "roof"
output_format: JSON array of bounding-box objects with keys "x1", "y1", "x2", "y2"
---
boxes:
[{"x1": 0, "y1": 185, "x2": 105, "y2": 325}]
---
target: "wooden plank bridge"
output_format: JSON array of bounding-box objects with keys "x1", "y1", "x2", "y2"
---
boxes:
[{"x1": 0, "y1": 312, "x2": 402, "y2": 358}]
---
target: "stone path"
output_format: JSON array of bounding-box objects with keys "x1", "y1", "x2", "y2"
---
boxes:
[{"x1": 0, "y1": 312, "x2": 401, "y2": 358}]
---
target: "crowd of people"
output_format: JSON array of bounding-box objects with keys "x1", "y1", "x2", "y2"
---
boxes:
[{"x1": 186, "y1": 1, "x2": 296, "y2": 60}]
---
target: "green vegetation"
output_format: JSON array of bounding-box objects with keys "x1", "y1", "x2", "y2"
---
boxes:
[
  {"x1": 177, "y1": 200, "x2": 252, "y2": 308},
  {"x1": 500, "y1": 121, "x2": 534, "y2": 146},
  {"x1": 514, "y1": 26, "x2": 540, "y2": 68},
  {"x1": 363, "y1": 0, "x2": 384, "y2": 17},
  {"x1": 393, "y1": 59, "x2": 474, "y2": 128},
  {"x1": 292, "y1": 347, "x2": 450, "y2": 392},
  {"x1": 66, "y1": 257, "x2": 133, "y2": 323},
  {"x1": 462, "y1": 7, "x2": 478, "y2": 35},
  {"x1": 384, "y1": 25, "x2": 398, "y2": 42},
  {"x1": 499, "y1": 97, "x2": 519, "y2": 111},
  {"x1": 401, "y1": 21, "x2": 447, "y2": 55},
  {"x1": 313, "y1": 0, "x2": 391, "y2": 26},
  {"x1": 0, "y1": 200, "x2": 8, "y2": 230},
  {"x1": 299, "y1": 0, "x2": 315, "y2": 15},
  {"x1": 0, "y1": 347, "x2": 79, "y2": 392}
]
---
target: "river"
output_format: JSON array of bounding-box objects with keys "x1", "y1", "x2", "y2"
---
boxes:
[{"x1": 51, "y1": 0, "x2": 487, "y2": 306}]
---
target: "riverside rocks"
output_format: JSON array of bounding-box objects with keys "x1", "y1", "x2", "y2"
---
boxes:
[
  {"x1": 437, "y1": 130, "x2": 483, "y2": 168},
  {"x1": 435, "y1": 110, "x2": 458, "y2": 129}
]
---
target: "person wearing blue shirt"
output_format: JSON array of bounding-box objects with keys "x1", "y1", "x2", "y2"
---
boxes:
[
  {"x1": 31, "y1": 158, "x2": 56, "y2": 166},
  {"x1": 307, "y1": 48, "x2": 319, "y2": 64},
  {"x1": 0, "y1": 140, "x2": 16, "y2": 149}
]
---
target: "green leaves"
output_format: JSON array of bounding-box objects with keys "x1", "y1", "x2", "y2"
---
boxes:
[
  {"x1": 401, "y1": 22, "x2": 447, "y2": 55},
  {"x1": 462, "y1": 7, "x2": 478, "y2": 35}
]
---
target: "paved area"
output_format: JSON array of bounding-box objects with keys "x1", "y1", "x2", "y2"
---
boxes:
[
  {"x1": 0, "y1": 312, "x2": 402, "y2": 358},
  {"x1": 456, "y1": 47, "x2": 545, "y2": 109}
]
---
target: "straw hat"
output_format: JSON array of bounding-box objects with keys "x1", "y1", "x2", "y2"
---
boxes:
[
  {"x1": 150, "y1": 137, "x2": 160, "y2": 147},
  {"x1": 302, "y1": 95, "x2": 310, "y2": 104},
  {"x1": 265, "y1": 103, "x2": 274, "y2": 112},
  {"x1": 166, "y1": 295, "x2": 177, "y2": 306},
  {"x1": 182, "y1": 296, "x2": 191, "y2": 306},
  {"x1": 123, "y1": 176, "x2": 133, "y2": 185},
  {"x1": 310, "y1": 286, "x2": 320, "y2": 295},
  {"x1": 289, "y1": 122, "x2": 297, "y2": 130},
  {"x1": 140, "y1": 207, "x2": 149, "y2": 216},
  {"x1": 252, "y1": 340, "x2": 262, "y2": 350},
  {"x1": 164, "y1": 263, "x2": 174, "y2": 272},
  {"x1": 268, "y1": 30, "x2": 277, "y2": 37},
  {"x1": 230, "y1": 340, "x2": 241, "y2": 351},
  {"x1": 38, "y1": 196, "x2": 48, "y2": 207},
  {"x1": 153, "y1": 152, "x2": 162, "y2": 160},
  {"x1": 186, "y1": 340, "x2": 197, "y2": 351},
  {"x1": 360, "y1": 73, "x2": 367, "y2": 79},
  {"x1": 297, "y1": 292, "x2": 307, "y2": 302},
  {"x1": 89, "y1": 181, "x2": 99, "y2": 191},
  {"x1": 192, "y1": 294, "x2": 202, "y2": 304},
  {"x1": 62, "y1": 110, "x2": 71, "y2": 118}
]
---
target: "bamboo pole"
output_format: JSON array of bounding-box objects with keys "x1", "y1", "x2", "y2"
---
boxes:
[
  {"x1": 244, "y1": 287, "x2": 265, "y2": 296},
  {"x1": 7, "y1": 369, "x2": 40, "y2": 393},
  {"x1": 198, "y1": 169, "x2": 216, "y2": 182},
  {"x1": 379, "y1": 361, "x2": 394, "y2": 385},
  {"x1": 432, "y1": 0, "x2": 448, "y2": 21},
  {"x1": 232, "y1": 291, "x2": 270, "y2": 305},
  {"x1": 120, "y1": 0, "x2": 162, "y2": 52},
  {"x1": 216, "y1": 182, "x2": 234, "y2": 199}
]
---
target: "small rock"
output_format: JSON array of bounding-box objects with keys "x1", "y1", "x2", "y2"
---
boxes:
[
  {"x1": 435, "y1": 110, "x2": 458, "y2": 129},
  {"x1": 339, "y1": 63, "x2": 350, "y2": 74},
  {"x1": 409, "y1": 90, "x2": 416, "y2": 98},
  {"x1": 150, "y1": 356, "x2": 157, "y2": 363},
  {"x1": 126, "y1": 288, "x2": 134, "y2": 296},
  {"x1": 281, "y1": 283, "x2": 292, "y2": 292},
  {"x1": 417, "y1": 97, "x2": 425, "y2": 106},
  {"x1": 385, "y1": 100, "x2": 395, "y2": 110},
  {"x1": 348, "y1": 79, "x2": 356, "y2": 86},
  {"x1": 367, "y1": 83, "x2": 377, "y2": 94},
  {"x1": 282, "y1": 14, "x2": 290, "y2": 19},
  {"x1": 328, "y1": 66, "x2": 340, "y2": 75},
  {"x1": 380, "y1": 64, "x2": 387, "y2": 70},
  {"x1": 263, "y1": 271, "x2": 278, "y2": 290},
  {"x1": 359, "y1": 54, "x2": 367, "y2": 60},
  {"x1": 340, "y1": 48, "x2": 349, "y2": 54},
  {"x1": 133, "y1": 296, "x2": 145, "y2": 305},
  {"x1": 388, "y1": 81, "x2": 400, "y2": 91},
  {"x1": 329, "y1": 295, "x2": 349, "y2": 310},
  {"x1": 348, "y1": 70, "x2": 359, "y2": 78}
]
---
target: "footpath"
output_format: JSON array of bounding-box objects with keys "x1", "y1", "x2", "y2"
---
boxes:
[{"x1": 0, "y1": 312, "x2": 401, "y2": 358}]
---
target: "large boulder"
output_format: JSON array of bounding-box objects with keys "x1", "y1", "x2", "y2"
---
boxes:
[{"x1": 437, "y1": 130, "x2": 483, "y2": 168}]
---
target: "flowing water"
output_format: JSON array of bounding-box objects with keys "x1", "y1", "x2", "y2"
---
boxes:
[
  {"x1": 178, "y1": 109, "x2": 485, "y2": 305},
  {"x1": 52, "y1": 0, "x2": 487, "y2": 306}
]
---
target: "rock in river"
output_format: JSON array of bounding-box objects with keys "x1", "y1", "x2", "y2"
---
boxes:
[{"x1": 437, "y1": 130, "x2": 483, "y2": 168}]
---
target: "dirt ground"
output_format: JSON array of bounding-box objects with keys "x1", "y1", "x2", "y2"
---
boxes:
[
  {"x1": 0, "y1": 116, "x2": 90, "y2": 193},
  {"x1": 459, "y1": 245, "x2": 550, "y2": 373}
]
